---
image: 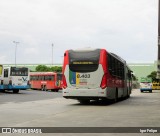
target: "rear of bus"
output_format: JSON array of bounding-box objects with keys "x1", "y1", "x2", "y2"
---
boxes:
[
  {"x1": 140, "y1": 77, "x2": 152, "y2": 93},
  {"x1": 9, "y1": 67, "x2": 30, "y2": 92},
  {"x1": 62, "y1": 49, "x2": 107, "y2": 102}
]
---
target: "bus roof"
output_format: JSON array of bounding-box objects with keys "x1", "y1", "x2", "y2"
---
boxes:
[
  {"x1": 110, "y1": 52, "x2": 126, "y2": 64},
  {"x1": 140, "y1": 77, "x2": 152, "y2": 82},
  {"x1": 30, "y1": 72, "x2": 57, "y2": 76}
]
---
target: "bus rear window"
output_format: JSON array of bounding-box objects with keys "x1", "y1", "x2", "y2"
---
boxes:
[
  {"x1": 69, "y1": 64, "x2": 98, "y2": 73},
  {"x1": 68, "y1": 49, "x2": 100, "y2": 73},
  {"x1": 11, "y1": 67, "x2": 28, "y2": 76}
]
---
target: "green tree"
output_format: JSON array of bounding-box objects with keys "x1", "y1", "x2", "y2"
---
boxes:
[
  {"x1": 35, "y1": 65, "x2": 62, "y2": 72},
  {"x1": 35, "y1": 65, "x2": 50, "y2": 72},
  {"x1": 50, "y1": 66, "x2": 62, "y2": 72},
  {"x1": 132, "y1": 74, "x2": 138, "y2": 81},
  {"x1": 147, "y1": 71, "x2": 157, "y2": 81}
]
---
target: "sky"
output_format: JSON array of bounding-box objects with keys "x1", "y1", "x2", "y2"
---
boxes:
[{"x1": 0, "y1": 0, "x2": 158, "y2": 64}]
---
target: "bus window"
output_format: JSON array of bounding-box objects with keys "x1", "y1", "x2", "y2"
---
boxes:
[
  {"x1": 39, "y1": 75, "x2": 44, "y2": 81},
  {"x1": 35, "y1": 76, "x2": 39, "y2": 81},
  {"x1": 50, "y1": 75, "x2": 54, "y2": 81},
  {"x1": 68, "y1": 50, "x2": 100, "y2": 73},
  {"x1": 4, "y1": 69, "x2": 8, "y2": 78},
  {"x1": 10, "y1": 67, "x2": 28, "y2": 76},
  {"x1": 108, "y1": 54, "x2": 124, "y2": 79}
]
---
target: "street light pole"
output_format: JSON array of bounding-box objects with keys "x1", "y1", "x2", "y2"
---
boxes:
[
  {"x1": 13, "y1": 41, "x2": 19, "y2": 66},
  {"x1": 52, "y1": 43, "x2": 54, "y2": 65}
]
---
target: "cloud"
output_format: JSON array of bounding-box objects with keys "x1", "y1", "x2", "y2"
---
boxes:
[
  {"x1": 25, "y1": 48, "x2": 39, "y2": 55},
  {"x1": 0, "y1": 0, "x2": 158, "y2": 64},
  {"x1": 0, "y1": 55, "x2": 10, "y2": 64}
]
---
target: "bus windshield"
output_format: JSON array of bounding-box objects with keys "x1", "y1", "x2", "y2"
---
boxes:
[
  {"x1": 68, "y1": 49, "x2": 100, "y2": 72},
  {"x1": 10, "y1": 67, "x2": 28, "y2": 76},
  {"x1": 140, "y1": 77, "x2": 152, "y2": 83}
]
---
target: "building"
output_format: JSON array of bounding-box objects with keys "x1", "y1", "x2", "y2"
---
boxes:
[{"x1": 129, "y1": 62, "x2": 156, "y2": 81}]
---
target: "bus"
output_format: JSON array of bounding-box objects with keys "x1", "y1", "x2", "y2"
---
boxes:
[
  {"x1": 152, "y1": 82, "x2": 160, "y2": 90},
  {"x1": 2, "y1": 67, "x2": 30, "y2": 93},
  {"x1": 30, "y1": 72, "x2": 62, "y2": 92},
  {"x1": 62, "y1": 48, "x2": 132, "y2": 104},
  {"x1": 0, "y1": 65, "x2": 4, "y2": 90},
  {"x1": 140, "y1": 77, "x2": 152, "y2": 93}
]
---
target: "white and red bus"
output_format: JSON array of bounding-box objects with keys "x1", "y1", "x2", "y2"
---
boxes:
[
  {"x1": 3, "y1": 67, "x2": 30, "y2": 93},
  {"x1": 62, "y1": 48, "x2": 132, "y2": 104},
  {"x1": 30, "y1": 72, "x2": 62, "y2": 92}
]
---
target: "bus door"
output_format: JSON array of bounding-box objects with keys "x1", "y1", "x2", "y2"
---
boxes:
[{"x1": 56, "y1": 74, "x2": 62, "y2": 87}]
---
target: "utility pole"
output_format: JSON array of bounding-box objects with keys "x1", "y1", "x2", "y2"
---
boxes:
[
  {"x1": 13, "y1": 41, "x2": 19, "y2": 66},
  {"x1": 157, "y1": 0, "x2": 160, "y2": 79},
  {"x1": 52, "y1": 43, "x2": 54, "y2": 65}
]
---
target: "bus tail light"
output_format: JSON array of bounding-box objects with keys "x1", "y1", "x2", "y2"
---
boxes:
[
  {"x1": 9, "y1": 80, "x2": 12, "y2": 85},
  {"x1": 100, "y1": 74, "x2": 107, "y2": 89},
  {"x1": 63, "y1": 75, "x2": 67, "y2": 89}
]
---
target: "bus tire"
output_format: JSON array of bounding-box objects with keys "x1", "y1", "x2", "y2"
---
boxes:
[
  {"x1": 13, "y1": 89, "x2": 19, "y2": 93},
  {"x1": 44, "y1": 86, "x2": 47, "y2": 91},
  {"x1": 78, "y1": 100, "x2": 90, "y2": 104},
  {"x1": 141, "y1": 90, "x2": 143, "y2": 93},
  {"x1": 41, "y1": 85, "x2": 44, "y2": 91},
  {"x1": 1, "y1": 89, "x2": 5, "y2": 93},
  {"x1": 55, "y1": 89, "x2": 59, "y2": 92},
  {"x1": 127, "y1": 89, "x2": 130, "y2": 98},
  {"x1": 149, "y1": 90, "x2": 152, "y2": 93},
  {"x1": 114, "y1": 89, "x2": 118, "y2": 102}
]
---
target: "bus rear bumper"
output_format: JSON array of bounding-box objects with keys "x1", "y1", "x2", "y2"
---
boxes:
[
  {"x1": 63, "y1": 87, "x2": 107, "y2": 100},
  {"x1": 140, "y1": 88, "x2": 152, "y2": 91},
  {"x1": 0, "y1": 85, "x2": 4, "y2": 90},
  {"x1": 8, "y1": 85, "x2": 31, "y2": 90}
]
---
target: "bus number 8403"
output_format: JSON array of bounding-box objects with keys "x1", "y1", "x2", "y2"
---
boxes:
[{"x1": 77, "y1": 74, "x2": 90, "y2": 78}]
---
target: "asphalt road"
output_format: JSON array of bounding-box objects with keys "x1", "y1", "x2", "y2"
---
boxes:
[
  {"x1": 0, "y1": 89, "x2": 62, "y2": 104},
  {"x1": 0, "y1": 89, "x2": 160, "y2": 136}
]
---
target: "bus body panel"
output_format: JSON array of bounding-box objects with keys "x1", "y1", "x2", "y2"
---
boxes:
[
  {"x1": 8, "y1": 85, "x2": 30, "y2": 90},
  {"x1": 65, "y1": 65, "x2": 104, "y2": 89},
  {"x1": 63, "y1": 65, "x2": 106, "y2": 98}
]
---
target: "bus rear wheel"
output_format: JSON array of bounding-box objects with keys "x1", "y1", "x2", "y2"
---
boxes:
[
  {"x1": 13, "y1": 89, "x2": 19, "y2": 93},
  {"x1": 43, "y1": 86, "x2": 47, "y2": 91},
  {"x1": 51, "y1": 89, "x2": 59, "y2": 92},
  {"x1": 127, "y1": 89, "x2": 130, "y2": 98},
  {"x1": 1, "y1": 89, "x2": 5, "y2": 93},
  {"x1": 114, "y1": 89, "x2": 118, "y2": 103}
]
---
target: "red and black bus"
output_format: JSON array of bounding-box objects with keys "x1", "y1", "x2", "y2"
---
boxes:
[{"x1": 62, "y1": 48, "x2": 132, "y2": 103}]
